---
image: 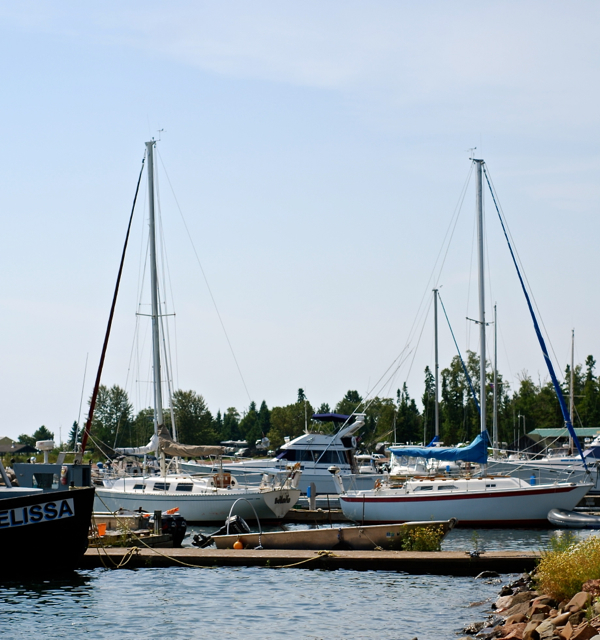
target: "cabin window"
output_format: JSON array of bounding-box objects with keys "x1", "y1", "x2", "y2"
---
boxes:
[
  {"x1": 176, "y1": 483, "x2": 194, "y2": 492},
  {"x1": 133, "y1": 484, "x2": 145, "y2": 490},
  {"x1": 153, "y1": 482, "x2": 170, "y2": 491},
  {"x1": 486, "y1": 484, "x2": 497, "y2": 488},
  {"x1": 438, "y1": 485, "x2": 458, "y2": 490},
  {"x1": 414, "y1": 485, "x2": 433, "y2": 491}
]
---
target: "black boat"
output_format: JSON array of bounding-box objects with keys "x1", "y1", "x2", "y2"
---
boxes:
[{"x1": 1, "y1": 462, "x2": 94, "y2": 576}]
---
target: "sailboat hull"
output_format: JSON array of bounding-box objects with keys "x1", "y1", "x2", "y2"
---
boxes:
[
  {"x1": 338, "y1": 481, "x2": 592, "y2": 527},
  {"x1": 94, "y1": 487, "x2": 300, "y2": 524}
]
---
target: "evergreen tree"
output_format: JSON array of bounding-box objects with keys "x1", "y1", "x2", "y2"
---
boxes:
[
  {"x1": 171, "y1": 390, "x2": 216, "y2": 445},
  {"x1": 222, "y1": 407, "x2": 241, "y2": 440},
  {"x1": 91, "y1": 385, "x2": 133, "y2": 450},
  {"x1": 421, "y1": 366, "x2": 436, "y2": 445},
  {"x1": 335, "y1": 390, "x2": 362, "y2": 416},
  {"x1": 239, "y1": 402, "x2": 261, "y2": 446},
  {"x1": 258, "y1": 401, "x2": 271, "y2": 439},
  {"x1": 67, "y1": 421, "x2": 79, "y2": 449}
]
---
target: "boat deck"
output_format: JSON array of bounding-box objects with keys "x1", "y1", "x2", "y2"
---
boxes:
[{"x1": 81, "y1": 547, "x2": 539, "y2": 575}]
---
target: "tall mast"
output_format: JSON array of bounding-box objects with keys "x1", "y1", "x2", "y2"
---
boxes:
[
  {"x1": 433, "y1": 288, "x2": 440, "y2": 438},
  {"x1": 475, "y1": 159, "x2": 486, "y2": 435},
  {"x1": 493, "y1": 304, "x2": 498, "y2": 451},
  {"x1": 146, "y1": 140, "x2": 164, "y2": 432},
  {"x1": 570, "y1": 329, "x2": 575, "y2": 452}
]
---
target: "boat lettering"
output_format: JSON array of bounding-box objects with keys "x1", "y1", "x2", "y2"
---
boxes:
[
  {"x1": 274, "y1": 493, "x2": 290, "y2": 505},
  {"x1": 0, "y1": 498, "x2": 75, "y2": 528}
]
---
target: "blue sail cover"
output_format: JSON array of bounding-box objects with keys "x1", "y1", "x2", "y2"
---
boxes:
[{"x1": 390, "y1": 431, "x2": 489, "y2": 464}]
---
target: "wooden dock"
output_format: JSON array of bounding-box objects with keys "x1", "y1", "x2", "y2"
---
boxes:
[{"x1": 81, "y1": 547, "x2": 539, "y2": 575}]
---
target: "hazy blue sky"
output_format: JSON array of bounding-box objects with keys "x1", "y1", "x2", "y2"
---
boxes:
[{"x1": 1, "y1": 2, "x2": 598, "y2": 442}]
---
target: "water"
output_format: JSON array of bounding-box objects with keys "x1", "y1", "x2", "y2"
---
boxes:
[
  {"x1": 0, "y1": 567, "x2": 505, "y2": 639},
  {"x1": 2, "y1": 527, "x2": 596, "y2": 639}
]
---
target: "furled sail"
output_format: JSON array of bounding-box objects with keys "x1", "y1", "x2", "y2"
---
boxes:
[
  {"x1": 157, "y1": 425, "x2": 224, "y2": 458},
  {"x1": 390, "y1": 431, "x2": 489, "y2": 465}
]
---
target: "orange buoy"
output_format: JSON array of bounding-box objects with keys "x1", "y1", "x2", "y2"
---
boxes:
[{"x1": 233, "y1": 540, "x2": 244, "y2": 550}]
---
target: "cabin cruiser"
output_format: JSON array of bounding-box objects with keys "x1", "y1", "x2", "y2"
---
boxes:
[{"x1": 185, "y1": 413, "x2": 382, "y2": 494}]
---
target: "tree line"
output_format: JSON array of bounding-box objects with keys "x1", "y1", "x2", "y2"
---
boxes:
[{"x1": 17, "y1": 352, "x2": 600, "y2": 455}]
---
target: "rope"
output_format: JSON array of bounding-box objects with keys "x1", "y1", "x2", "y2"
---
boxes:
[{"x1": 269, "y1": 550, "x2": 339, "y2": 569}]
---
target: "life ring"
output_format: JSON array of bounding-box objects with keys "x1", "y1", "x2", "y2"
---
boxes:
[{"x1": 351, "y1": 436, "x2": 357, "y2": 449}]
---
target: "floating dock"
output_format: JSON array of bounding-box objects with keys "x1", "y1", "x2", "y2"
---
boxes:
[{"x1": 81, "y1": 547, "x2": 539, "y2": 575}]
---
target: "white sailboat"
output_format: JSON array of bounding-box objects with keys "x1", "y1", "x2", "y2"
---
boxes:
[
  {"x1": 331, "y1": 159, "x2": 593, "y2": 526},
  {"x1": 94, "y1": 140, "x2": 301, "y2": 522}
]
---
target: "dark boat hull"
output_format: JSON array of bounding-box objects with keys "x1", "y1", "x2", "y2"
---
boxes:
[{"x1": 0, "y1": 486, "x2": 95, "y2": 576}]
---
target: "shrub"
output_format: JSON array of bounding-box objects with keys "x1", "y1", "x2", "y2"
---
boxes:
[
  {"x1": 536, "y1": 534, "x2": 600, "y2": 601},
  {"x1": 401, "y1": 524, "x2": 445, "y2": 551}
]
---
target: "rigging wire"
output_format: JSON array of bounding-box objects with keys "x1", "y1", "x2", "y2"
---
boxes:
[
  {"x1": 483, "y1": 166, "x2": 565, "y2": 385},
  {"x1": 390, "y1": 164, "x2": 474, "y2": 396},
  {"x1": 157, "y1": 150, "x2": 252, "y2": 404},
  {"x1": 438, "y1": 292, "x2": 481, "y2": 414}
]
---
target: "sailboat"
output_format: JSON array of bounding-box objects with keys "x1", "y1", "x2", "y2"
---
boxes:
[
  {"x1": 331, "y1": 159, "x2": 593, "y2": 526},
  {"x1": 93, "y1": 141, "x2": 301, "y2": 523}
]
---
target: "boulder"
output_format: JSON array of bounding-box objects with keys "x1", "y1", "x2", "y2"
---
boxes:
[
  {"x1": 571, "y1": 623, "x2": 599, "y2": 640},
  {"x1": 535, "y1": 619, "x2": 555, "y2": 639},
  {"x1": 522, "y1": 620, "x2": 541, "y2": 640},
  {"x1": 566, "y1": 593, "x2": 592, "y2": 614},
  {"x1": 500, "y1": 622, "x2": 526, "y2": 639},
  {"x1": 506, "y1": 614, "x2": 528, "y2": 625},
  {"x1": 504, "y1": 602, "x2": 535, "y2": 620}
]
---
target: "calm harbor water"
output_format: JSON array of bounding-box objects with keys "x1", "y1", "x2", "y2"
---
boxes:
[{"x1": 1, "y1": 528, "x2": 595, "y2": 640}]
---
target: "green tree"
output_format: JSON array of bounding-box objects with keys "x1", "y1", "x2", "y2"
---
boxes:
[
  {"x1": 396, "y1": 384, "x2": 422, "y2": 444},
  {"x1": 91, "y1": 385, "x2": 133, "y2": 450},
  {"x1": 222, "y1": 407, "x2": 241, "y2": 441},
  {"x1": 239, "y1": 402, "x2": 261, "y2": 446},
  {"x1": 258, "y1": 401, "x2": 271, "y2": 440},
  {"x1": 67, "y1": 421, "x2": 79, "y2": 449},
  {"x1": 268, "y1": 399, "x2": 314, "y2": 448},
  {"x1": 335, "y1": 390, "x2": 363, "y2": 416},
  {"x1": 171, "y1": 390, "x2": 216, "y2": 445},
  {"x1": 580, "y1": 356, "x2": 600, "y2": 427},
  {"x1": 17, "y1": 433, "x2": 36, "y2": 447},
  {"x1": 421, "y1": 366, "x2": 436, "y2": 444}
]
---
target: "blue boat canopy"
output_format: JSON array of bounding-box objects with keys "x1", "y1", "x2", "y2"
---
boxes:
[
  {"x1": 390, "y1": 431, "x2": 489, "y2": 465},
  {"x1": 312, "y1": 413, "x2": 351, "y2": 423}
]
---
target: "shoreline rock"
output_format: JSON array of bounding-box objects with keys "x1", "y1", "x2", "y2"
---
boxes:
[{"x1": 459, "y1": 574, "x2": 600, "y2": 640}]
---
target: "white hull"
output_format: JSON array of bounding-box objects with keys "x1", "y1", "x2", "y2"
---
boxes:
[
  {"x1": 95, "y1": 486, "x2": 300, "y2": 523},
  {"x1": 338, "y1": 479, "x2": 592, "y2": 527}
]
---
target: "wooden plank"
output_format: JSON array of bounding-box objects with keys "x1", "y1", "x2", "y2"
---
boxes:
[{"x1": 80, "y1": 548, "x2": 539, "y2": 575}]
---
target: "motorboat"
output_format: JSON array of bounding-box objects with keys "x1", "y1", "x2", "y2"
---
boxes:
[
  {"x1": 210, "y1": 518, "x2": 458, "y2": 550},
  {"x1": 189, "y1": 413, "x2": 382, "y2": 495}
]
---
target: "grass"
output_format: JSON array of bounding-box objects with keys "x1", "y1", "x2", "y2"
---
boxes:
[{"x1": 535, "y1": 533, "x2": 600, "y2": 601}]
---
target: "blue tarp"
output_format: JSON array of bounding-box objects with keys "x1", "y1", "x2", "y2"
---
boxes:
[{"x1": 390, "y1": 431, "x2": 490, "y2": 464}]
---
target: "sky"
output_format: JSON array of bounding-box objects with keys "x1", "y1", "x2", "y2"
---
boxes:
[{"x1": 0, "y1": 1, "x2": 599, "y2": 443}]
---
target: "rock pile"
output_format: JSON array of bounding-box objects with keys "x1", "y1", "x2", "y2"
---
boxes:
[{"x1": 459, "y1": 574, "x2": 600, "y2": 640}]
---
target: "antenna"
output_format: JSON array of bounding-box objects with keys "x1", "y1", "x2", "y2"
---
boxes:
[
  {"x1": 157, "y1": 129, "x2": 165, "y2": 141},
  {"x1": 467, "y1": 147, "x2": 477, "y2": 160}
]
